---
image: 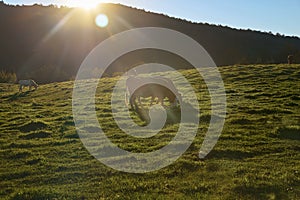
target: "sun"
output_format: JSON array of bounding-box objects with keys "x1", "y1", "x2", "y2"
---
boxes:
[{"x1": 67, "y1": 0, "x2": 101, "y2": 10}]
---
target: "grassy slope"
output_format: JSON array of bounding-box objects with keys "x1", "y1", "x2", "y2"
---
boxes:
[{"x1": 0, "y1": 64, "x2": 299, "y2": 199}]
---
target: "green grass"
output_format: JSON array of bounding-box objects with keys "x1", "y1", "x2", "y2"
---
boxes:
[{"x1": 0, "y1": 64, "x2": 299, "y2": 199}]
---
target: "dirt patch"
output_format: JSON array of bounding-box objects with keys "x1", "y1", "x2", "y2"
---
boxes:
[
  {"x1": 64, "y1": 132, "x2": 79, "y2": 139},
  {"x1": 230, "y1": 118, "x2": 252, "y2": 125},
  {"x1": 18, "y1": 121, "x2": 48, "y2": 132},
  {"x1": 19, "y1": 131, "x2": 51, "y2": 139},
  {"x1": 277, "y1": 127, "x2": 300, "y2": 140}
]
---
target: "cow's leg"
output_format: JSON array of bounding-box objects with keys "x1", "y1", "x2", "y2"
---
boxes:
[
  {"x1": 130, "y1": 96, "x2": 135, "y2": 110},
  {"x1": 19, "y1": 85, "x2": 22, "y2": 92},
  {"x1": 125, "y1": 92, "x2": 129, "y2": 106},
  {"x1": 173, "y1": 98, "x2": 178, "y2": 107},
  {"x1": 155, "y1": 97, "x2": 159, "y2": 104},
  {"x1": 169, "y1": 96, "x2": 176, "y2": 107},
  {"x1": 138, "y1": 96, "x2": 146, "y2": 109},
  {"x1": 29, "y1": 86, "x2": 32, "y2": 91},
  {"x1": 161, "y1": 99, "x2": 164, "y2": 107},
  {"x1": 150, "y1": 96, "x2": 155, "y2": 106},
  {"x1": 158, "y1": 96, "x2": 164, "y2": 107}
]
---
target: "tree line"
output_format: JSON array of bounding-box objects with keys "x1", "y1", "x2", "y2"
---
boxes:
[{"x1": 0, "y1": 2, "x2": 299, "y2": 83}]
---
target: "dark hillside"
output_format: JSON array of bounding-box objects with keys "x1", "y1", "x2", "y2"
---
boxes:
[{"x1": 0, "y1": 2, "x2": 300, "y2": 82}]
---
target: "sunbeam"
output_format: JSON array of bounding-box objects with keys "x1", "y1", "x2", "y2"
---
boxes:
[{"x1": 41, "y1": 10, "x2": 75, "y2": 44}]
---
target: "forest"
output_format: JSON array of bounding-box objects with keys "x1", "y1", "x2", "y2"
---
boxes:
[{"x1": 0, "y1": 2, "x2": 300, "y2": 83}]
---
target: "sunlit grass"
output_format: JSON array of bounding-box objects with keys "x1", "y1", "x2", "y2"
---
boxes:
[{"x1": 0, "y1": 64, "x2": 299, "y2": 199}]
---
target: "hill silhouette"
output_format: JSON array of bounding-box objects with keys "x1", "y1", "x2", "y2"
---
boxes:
[{"x1": 0, "y1": 2, "x2": 300, "y2": 83}]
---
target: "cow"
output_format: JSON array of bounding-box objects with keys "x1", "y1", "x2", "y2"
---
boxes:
[
  {"x1": 19, "y1": 79, "x2": 38, "y2": 92},
  {"x1": 125, "y1": 76, "x2": 181, "y2": 110}
]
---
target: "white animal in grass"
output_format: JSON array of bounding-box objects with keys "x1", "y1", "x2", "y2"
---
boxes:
[{"x1": 18, "y1": 79, "x2": 38, "y2": 92}]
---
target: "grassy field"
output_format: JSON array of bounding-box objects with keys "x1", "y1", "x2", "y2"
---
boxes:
[{"x1": 0, "y1": 64, "x2": 299, "y2": 199}]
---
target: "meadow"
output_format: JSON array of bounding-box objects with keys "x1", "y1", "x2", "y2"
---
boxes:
[{"x1": 0, "y1": 64, "x2": 299, "y2": 199}]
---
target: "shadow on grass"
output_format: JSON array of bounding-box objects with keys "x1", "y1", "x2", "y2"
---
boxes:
[
  {"x1": 18, "y1": 121, "x2": 48, "y2": 132},
  {"x1": 205, "y1": 149, "x2": 259, "y2": 160},
  {"x1": 11, "y1": 189, "x2": 68, "y2": 200},
  {"x1": 5, "y1": 91, "x2": 32, "y2": 101},
  {"x1": 246, "y1": 108, "x2": 293, "y2": 115},
  {"x1": 133, "y1": 101, "x2": 198, "y2": 125},
  {"x1": 19, "y1": 130, "x2": 51, "y2": 139},
  {"x1": 233, "y1": 184, "x2": 288, "y2": 199},
  {"x1": 276, "y1": 126, "x2": 300, "y2": 140}
]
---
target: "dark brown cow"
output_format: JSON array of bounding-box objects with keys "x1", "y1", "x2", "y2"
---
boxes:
[
  {"x1": 129, "y1": 83, "x2": 179, "y2": 110},
  {"x1": 125, "y1": 76, "x2": 181, "y2": 110}
]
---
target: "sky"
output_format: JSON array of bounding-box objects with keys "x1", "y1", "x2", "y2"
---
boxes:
[{"x1": 3, "y1": 0, "x2": 300, "y2": 37}]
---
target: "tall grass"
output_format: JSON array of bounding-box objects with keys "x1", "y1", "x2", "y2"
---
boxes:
[{"x1": 0, "y1": 70, "x2": 17, "y2": 83}]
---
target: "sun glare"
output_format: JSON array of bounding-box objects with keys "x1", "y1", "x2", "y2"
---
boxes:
[{"x1": 68, "y1": 0, "x2": 101, "y2": 10}]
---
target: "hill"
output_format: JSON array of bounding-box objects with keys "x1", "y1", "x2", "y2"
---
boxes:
[
  {"x1": 0, "y1": 64, "x2": 299, "y2": 199},
  {"x1": 0, "y1": 2, "x2": 300, "y2": 83}
]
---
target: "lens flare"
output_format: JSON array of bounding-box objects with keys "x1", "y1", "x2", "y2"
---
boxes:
[
  {"x1": 95, "y1": 14, "x2": 109, "y2": 28},
  {"x1": 72, "y1": 27, "x2": 226, "y2": 173}
]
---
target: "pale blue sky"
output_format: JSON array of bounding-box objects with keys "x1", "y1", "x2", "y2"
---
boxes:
[{"x1": 4, "y1": 0, "x2": 300, "y2": 37}]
